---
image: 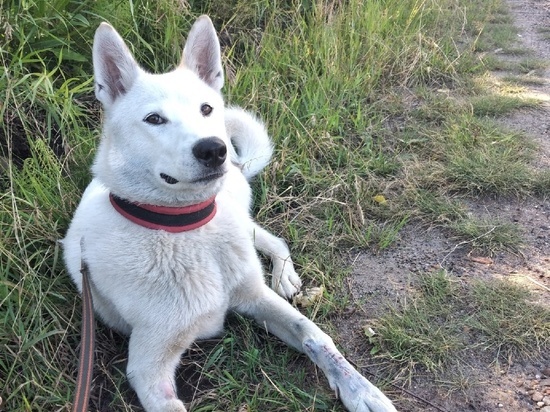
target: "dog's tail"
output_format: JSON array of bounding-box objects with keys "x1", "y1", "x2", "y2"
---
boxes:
[{"x1": 226, "y1": 107, "x2": 273, "y2": 180}]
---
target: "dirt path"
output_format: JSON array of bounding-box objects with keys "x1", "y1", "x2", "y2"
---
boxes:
[
  {"x1": 499, "y1": 0, "x2": 550, "y2": 171},
  {"x1": 336, "y1": 1, "x2": 550, "y2": 411}
]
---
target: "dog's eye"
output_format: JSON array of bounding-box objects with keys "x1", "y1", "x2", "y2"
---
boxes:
[
  {"x1": 144, "y1": 113, "x2": 166, "y2": 125},
  {"x1": 200, "y1": 103, "x2": 213, "y2": 117}
]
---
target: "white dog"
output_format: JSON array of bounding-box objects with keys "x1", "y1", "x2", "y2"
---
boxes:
[{"x1": 63, "y1": 15, "x2": 396, "y2": 412}]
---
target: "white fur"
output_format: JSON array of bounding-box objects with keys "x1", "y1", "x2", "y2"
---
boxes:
[
  {"x1": 225, "y1": 107, "x2": 273, "y2": 179},
  {"x1": 63, "y1": 15, "x2": 396, "y2": 412}
]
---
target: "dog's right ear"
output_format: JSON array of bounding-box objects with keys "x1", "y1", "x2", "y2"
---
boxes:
[
  {"x1": 93, "y1": 23, "x2": 139, "y2": 105},
  {"x1": 180, "y1": 15, "x2": 224, "y2": 92}
]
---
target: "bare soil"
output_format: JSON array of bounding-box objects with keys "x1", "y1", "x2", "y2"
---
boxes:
[{"x1": 335, "y1": 1, "x2": 550, "y2": 411}]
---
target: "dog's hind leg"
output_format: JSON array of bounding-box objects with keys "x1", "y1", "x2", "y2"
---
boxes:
[
  {"x1": 126, "y1": 328, "x2": 191, "y2": 412},
  {"x1": 235, "y1": 283, "x2": 397, "y2": 412},
  {"x1": 252, "y1": 224, "x2": 302, "y2": 298}
]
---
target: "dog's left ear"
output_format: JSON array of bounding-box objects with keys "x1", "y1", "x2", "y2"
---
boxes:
[
  {"x1": 181, "y1": 15, "x2": 224, "y2": 92},
  {"x1": 93, "y1": 22, "x2": 140, "y2": 106}
]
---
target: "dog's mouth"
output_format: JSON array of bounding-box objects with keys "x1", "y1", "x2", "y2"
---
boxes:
[
  {"x1": 160, "y1": 171, "x2": 225, "y2": 185},
  {"x1": 192, "y1": 171, "x2": 225, "y2": 183},
  {"x1": 160, "y1": 173, "x2": 179, "y2": 184}
]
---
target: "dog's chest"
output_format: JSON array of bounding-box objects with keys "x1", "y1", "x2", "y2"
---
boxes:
[
  {"x1": 84, "y1": 215, "x2": 258, "y2": 334},
  {"x1": 144, "y1": 227, "x2": 253, "y2": 288},
  {"x1": 65, "y1": 182, "x2": 261, "y2": 332}
]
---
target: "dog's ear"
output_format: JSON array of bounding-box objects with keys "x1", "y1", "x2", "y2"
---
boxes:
[
  {"x1": 93, "y1": 23, "x2": 139, "y2": 105},
  {"x1": 181, "y1": 15, "x2": 224, "y2": 92}
]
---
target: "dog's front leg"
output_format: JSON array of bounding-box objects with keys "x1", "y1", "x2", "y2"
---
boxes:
[
  {"x1": 127, "y1": 328, "x2": 190, "y2": 412},
  {"x1": 236, "y1": 283, "x2": 397, "y2": 412},
  {"x1": 252, "y1": 224, "x2": 302, "y2": 298}
]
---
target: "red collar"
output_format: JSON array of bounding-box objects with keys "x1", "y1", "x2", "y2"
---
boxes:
[{"x1": 109, "y1": 193, "x2": 216, "y2": 232}]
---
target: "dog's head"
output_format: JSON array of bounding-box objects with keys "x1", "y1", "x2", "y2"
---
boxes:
[{"x1": 91, "y1": 16, "x2": 230, "y2": 206}]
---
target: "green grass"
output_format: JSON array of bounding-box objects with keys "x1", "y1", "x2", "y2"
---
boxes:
[
  {"x1": 409, "y1": 190, "x2": 467, "y2": 224},
  {"x1": 471, "y1": 94, "x2": 541, "y2": 117},
  {"x1": 474, "y1": 23, "x2": 518, "y2": 52},
  {"x1": 501, "y1": 74, "x2": 548, "y2": 86},
  {"x1": 533, "y1": 169, "x2": 550, "y2": 195},
  {"x1": 372, "y1": 271, "x2": 550, "y2": 381},
  {"x1": 450, "y1": 216, "x2": 524, "y2": 254},
  {"x1": 481, "y1": 54, "x2": 548, "y2": 74},
  {"x1": 2, "y1": 0, "x2": 550, "y2": 410},
  {"x1": 537, "y1": 27, "x2": 550, "y2": 40},
  {"x1": 442, "y1": 120, "x2": 534, "y2": 196}
]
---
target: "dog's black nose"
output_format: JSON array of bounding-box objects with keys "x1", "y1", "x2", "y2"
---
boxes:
[{"x1": 192, "y1": 137, "x2": 227, "y2": 168}]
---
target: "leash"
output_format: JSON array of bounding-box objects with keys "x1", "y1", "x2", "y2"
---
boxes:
[{"x1": 72, "y1": 258, "x2": 95, "y2": 412}]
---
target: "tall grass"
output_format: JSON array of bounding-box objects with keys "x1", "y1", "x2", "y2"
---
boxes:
[
  {"x1": 225, "y1": 0, "x2": 486, "y2": 257},
  {"x1": 1, "y1": 0, "x2": 546, "y2": 410}
]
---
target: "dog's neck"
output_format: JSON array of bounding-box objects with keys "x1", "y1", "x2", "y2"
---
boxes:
[{"x1": 109, "y1": 193, "x2": 216, "y2": 232}]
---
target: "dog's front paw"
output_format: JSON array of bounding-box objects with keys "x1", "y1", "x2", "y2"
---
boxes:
[
  {"x1": 303, "y1": 339, "x2": 396, "y2": 412},
  {"x1": 272, "y1": 260, "x2": 302, "y2": 298},
  {"x1": 335, "y1": 370, "x2": 397, "y2": 412},
  {"x1": 143, "y1": 398, "x2": 187, "y2": 412},
  {"x1": 135, "y1": 379, "x2": 188, "y2": 412},
  {"x1": 162, "y1": 399, "x2": 187, "y2": 412}
]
